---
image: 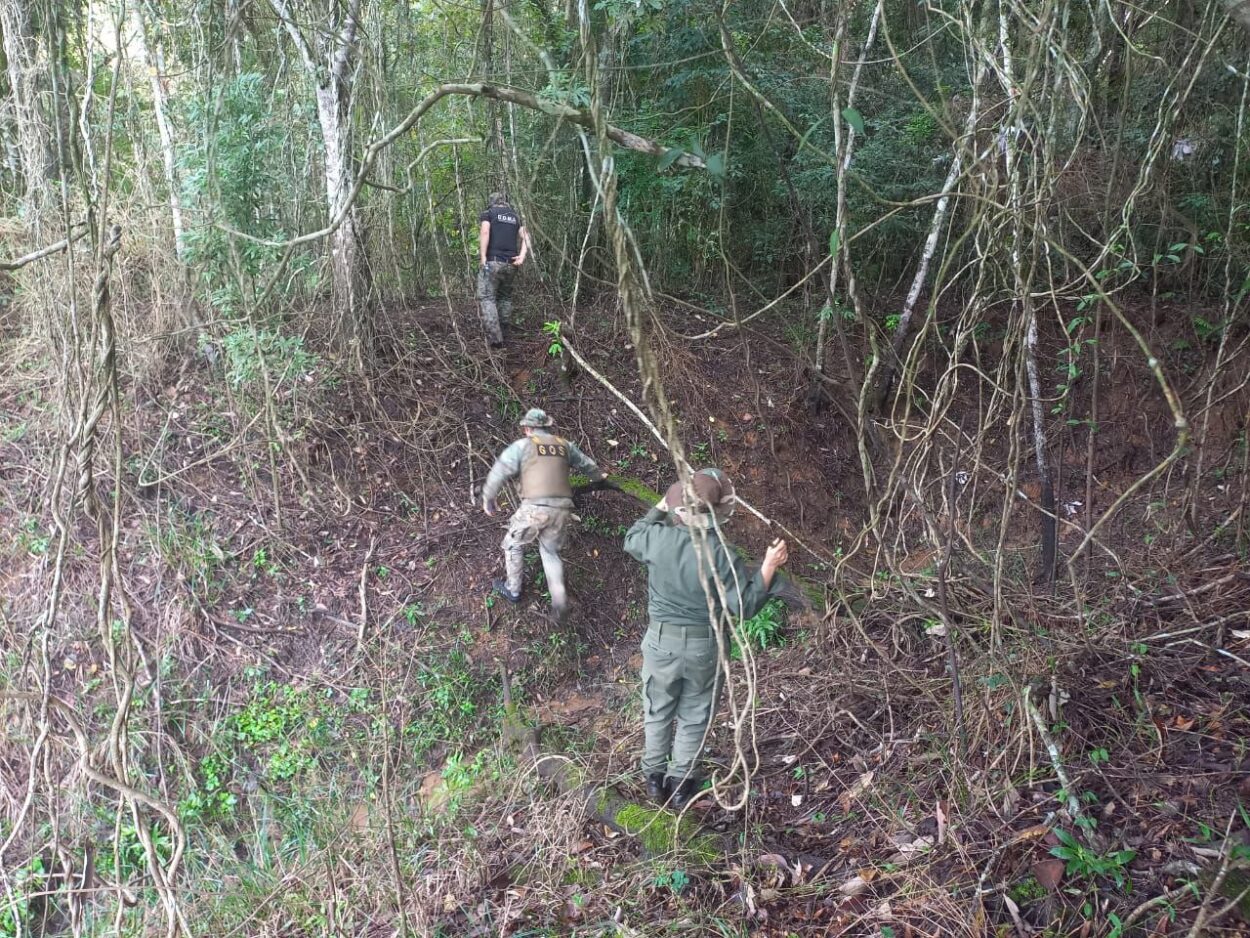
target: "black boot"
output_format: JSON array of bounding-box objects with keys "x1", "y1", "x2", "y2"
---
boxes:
[
  {"x1": 646, "y1": 773, "x2": 670, "y2": 805},
  {"x1": 492, "y1": 579, "x2": 521, "y2": 603},
  {"x1": 669, "y1": 778, "x2": 701, "y2": 811}
]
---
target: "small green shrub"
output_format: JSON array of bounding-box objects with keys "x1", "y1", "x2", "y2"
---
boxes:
[
  {"x1": 731, "y1": 598, "x2": 786, "y2": 660},
  {"x1": 1049, "y1": 828, "x2": 1136, "y2": 890},
  {"x1": 222, "y1": 326, "x2": 317, "y2": 389}
]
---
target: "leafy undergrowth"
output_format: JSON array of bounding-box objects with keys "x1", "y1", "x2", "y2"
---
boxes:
[{"x1": 0, "y1": 298, "x2": 1248, "y2": 936}]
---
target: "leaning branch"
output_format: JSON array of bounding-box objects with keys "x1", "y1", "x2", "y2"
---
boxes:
[
  {"x1": 0, "y1": 225, "x2": 89, "y2": 271},
  {"x1": 219, "y1": 82, "x2": 702, "y2": 251}
]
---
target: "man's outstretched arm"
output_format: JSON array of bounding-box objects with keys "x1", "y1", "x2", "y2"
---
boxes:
[{"x1": 567, "y1": 441, "x2": 606, "y2": 481}]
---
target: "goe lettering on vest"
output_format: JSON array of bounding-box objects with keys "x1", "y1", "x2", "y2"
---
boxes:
[{"x1": 519, "y1": 435, "x2": 574, "y2": 500}]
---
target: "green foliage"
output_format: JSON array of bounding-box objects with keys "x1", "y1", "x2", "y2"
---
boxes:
[
  {"x1": 1049, "y1": 828, "x2": 1136, "y2": 890},
  {"x1": 614, "y1": 802, "x2": 718, "y2": 860},
  {"x1": 107, "y1": 822, "x2": 175, "y2": 882},
  {"x1": 179, "y1": 73, "x2": 303, "y2": 315},
  {"x1": 441, "y1": 750, "x2": 487, "y2": 792},
  {"x1": 409, "y1": 648, "x2": 493, "y2": 755},
  {"x1": 543, "y1": 319, "x2": 564, "y2": 357},
  {"x1": 16, "y1": 517, "x2": 49, "y2": 557},
  {"x1": 179, "y1": 753, "x2": 238, "y2": 822},
  {"x1": 653, "y1": 868, "x2": 690, "y2": 893},
  {"x1": 902, "y1": 110, "x2": 936, "y2": 145},
  {"x1": 221, "y1": 326, "x2": 318, "y2": 389},
  {"x1": 0, "y1": 857, "x2": 45, "y2": 938},
  {"x1": 731, "y1": 598, "x2": 786, "y2": 660},
  {"x1": 538, "y1": 71, "x2": 590, "y2": 108},
  {"x1": 230, "y1": 682, "x2": 328, "y2": 782},
  {"x1": 491, "y1": 383, "x2": 522, "y2": 423},
  {"x1": 152, "y1": 509, "x2": 225, "y2": 604},
  {"x1": 1009, "y1": 874, "x2": 1047, "y2": 904}
]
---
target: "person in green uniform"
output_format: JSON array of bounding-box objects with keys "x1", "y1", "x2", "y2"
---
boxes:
[
  {"x1": 623, "y1": 468, "x2": 788, "y2": 809},
  {"x1": 483, "y1": 408, "x2": 605, "y2": 620}
]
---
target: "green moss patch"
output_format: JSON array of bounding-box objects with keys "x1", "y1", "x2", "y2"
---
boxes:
[{"x1": 613, "y1": 802, "x2": 719, "y2": 861}]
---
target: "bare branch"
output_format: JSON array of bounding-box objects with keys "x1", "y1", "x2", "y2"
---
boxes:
[
  {"x1": 219, "y1": 82, "x2": 703, "y2": 249},
  {"x1": 0, "y1": 225, "x2": 88, "y2": 271},
  {"x1": 267, "y1": 0, "x2": 317, "y2": 75}
]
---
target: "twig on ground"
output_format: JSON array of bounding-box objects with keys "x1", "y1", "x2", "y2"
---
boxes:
[
  {"x1": 0, "y1": 224, "x2": 88, "y2": 270},
  {"x1": 1185, "y1": 814, "x2": 1245, "y2": 938},
  {"x1": 1023, "y1": 686, "x2": 1080, "y2": 819},
  {"x1": 357, "y1": 535, "x2": 377, "y2": 651},
  {"x1": 1121, "y1": 881, "x2": 1196, "y2": 931}
]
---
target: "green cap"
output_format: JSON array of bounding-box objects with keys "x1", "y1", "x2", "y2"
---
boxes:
[{"x1": 519, "y1": 407, "x2": 554, "y2": 428}]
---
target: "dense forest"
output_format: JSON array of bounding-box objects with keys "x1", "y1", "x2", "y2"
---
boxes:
[{"x1": 2, "y1": 0, "x2": 1249, "y2": 934}]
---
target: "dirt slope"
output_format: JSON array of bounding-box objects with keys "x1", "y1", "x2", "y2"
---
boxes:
[{"x1": 1, "y1": 294, "x2": 1248, "y2": 936}]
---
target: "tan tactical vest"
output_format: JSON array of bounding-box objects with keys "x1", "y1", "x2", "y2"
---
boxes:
[{"x1": 519, "y1": 434, "x2": 574, "y2": 500}]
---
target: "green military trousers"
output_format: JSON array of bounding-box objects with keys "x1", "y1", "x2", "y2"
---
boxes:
[{"x1": 640, "y1": 622, "x2": 724, "y2": 782}]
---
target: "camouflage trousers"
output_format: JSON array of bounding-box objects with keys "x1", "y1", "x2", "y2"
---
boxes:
[
  {"x1": 502, "y1": 502, "x2": 570, "y2": 612},
  {"x1": 640, "y1": 621, "x2": 724, "y2": 783},
  {"x1": 477, "y1": 261, "x2": 516, "y2": 346}
]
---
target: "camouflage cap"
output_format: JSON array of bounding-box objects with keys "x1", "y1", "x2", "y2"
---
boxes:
[
  {"x1": 666, "y1": 468, "x2": 737, "y2": 525},
  {"x1": 519, "y1": 407, "x2": 554, "y2": 428}
]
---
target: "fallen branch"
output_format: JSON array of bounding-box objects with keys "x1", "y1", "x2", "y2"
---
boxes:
[
  {"x1": 563, "y1": 335, "x2": 837, "y2": 576},
  {"x1": 356, "y1": 535, "x2": 377, "y2": 650},
  {"x1": 1024, "y1": 686, "x2": 1081, "y2": 819},
  {"x1": 0, "y1": 225, "x2": 89, "y2": 271},
  {"x1": 1186, "y1": 815, "x2": 1250, "y2": 938}
]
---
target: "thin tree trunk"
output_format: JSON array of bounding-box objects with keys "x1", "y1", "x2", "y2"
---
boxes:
[
  {"x1": 269, "y1": 0, "x2": 370, "y2": 364},
  {"x1": 873, "y1": 62, "x2": 985, "y2": 413},
  {"x1": 133, "y1": 7, "x2": 185, "y2": 261},
  {"x1": 997, "y1": 0, "x2": 1056, "y2": 585},
  {"x1": 317, "y1": 81, "x2": 367, "y2": 353},
  {"x1": 818, "y1": 0, "x2": 880, "y2": 380},
  {"x1": 1, "y1": 0, "x2": 55, "y2": 227}
]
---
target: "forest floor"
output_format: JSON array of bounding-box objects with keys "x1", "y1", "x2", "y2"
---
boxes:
[{"x1": 1, "y1": 290, "x2": 1249, "y2": 936}]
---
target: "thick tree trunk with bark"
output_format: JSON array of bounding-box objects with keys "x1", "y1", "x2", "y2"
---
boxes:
[{"x1": 316, "y1": 80, "x2": 368, "y2": 356}]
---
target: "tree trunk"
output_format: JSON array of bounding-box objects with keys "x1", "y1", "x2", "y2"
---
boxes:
[
  {"x1": 316, "y1": 80, "x2": 368, "y2": 359},
  {"x1": 873, "y1": 62, "x2": 985, "y2": 413},
  {"x1": 270, "y1": 0, "x2": 369, "y2": 364},
  {"x1": 132, "y1": 4, "x2": 201, "y2": 336},
  {"x1": 997, "y1": 1, "x2": 1056, "y2": 585},
  {"x1": 133, "y1": 8, "x2": 185, "y2": 260},
  {"x1": 0, "y1": 0, "x2": 54, "y2": 225}
]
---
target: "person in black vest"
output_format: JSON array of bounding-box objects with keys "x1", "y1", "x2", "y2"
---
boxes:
[{"x1": 477, "y1": 192, "x2": 530, "y2": 348}]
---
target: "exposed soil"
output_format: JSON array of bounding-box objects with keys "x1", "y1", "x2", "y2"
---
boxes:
[{"x1": 2, "y1": 291, "x2": 1248, "y2": 935}]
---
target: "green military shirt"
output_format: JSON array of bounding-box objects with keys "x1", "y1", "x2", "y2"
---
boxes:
[{"x1": 624, "y1": 507, "x2": 773, "y2": 627}]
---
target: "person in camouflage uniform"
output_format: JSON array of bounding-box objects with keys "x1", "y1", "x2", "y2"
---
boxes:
[
  {"x1": 624, "y1": 468, "x2": 788, "y2": 809},
  {"x1": 477, "y1": 192, "x2": 530, "y2": 348},
  {"x1": 483, "y1": 408, "x2": 605, "y2": 619}
]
